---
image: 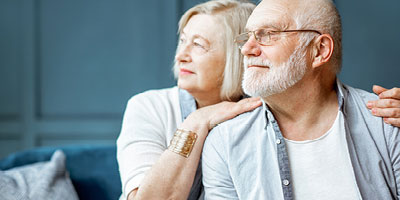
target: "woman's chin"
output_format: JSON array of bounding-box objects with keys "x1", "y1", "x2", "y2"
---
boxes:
[{"x1": 177, "y1": 81, "x2": 194, "y2": 92}]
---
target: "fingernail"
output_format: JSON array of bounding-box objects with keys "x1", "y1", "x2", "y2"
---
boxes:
[
  {"x1": 371, "y1": 108, "x2": 376, "y2": 114},
  {"x1": 366, "y1": 102, "x2": 372, "y2": 108}
]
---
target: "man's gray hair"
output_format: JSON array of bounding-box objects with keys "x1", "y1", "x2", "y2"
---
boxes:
[
  {"x1": 293, "y1": 0, "x2": 342, "y2": 73},
  {"x1": 173, "y1": 0, "x2": 256, "y2": 101}
]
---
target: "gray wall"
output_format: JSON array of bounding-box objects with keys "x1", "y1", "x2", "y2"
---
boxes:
[
  {"x1": 0, "y1": 0, "x2": 399, "y2": 158},
  {"x1": 337, "y1": 0, "x2": 400, "y2": 89},
  {"x1": 0, "y1": 0, "x2": 185, "y2": 158}
]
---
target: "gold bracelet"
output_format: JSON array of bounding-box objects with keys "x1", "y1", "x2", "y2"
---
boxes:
[{"x1": 168, "y1": 129, "x2": 198, "y2": 158}]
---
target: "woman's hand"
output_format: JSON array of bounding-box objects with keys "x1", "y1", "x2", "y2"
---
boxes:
[
  {"x1": 367, "y1": 85, "x2": 400, "y2": 127},
  {"x1": 180, "y1": 97, "x2": 262, "y2": 135}
]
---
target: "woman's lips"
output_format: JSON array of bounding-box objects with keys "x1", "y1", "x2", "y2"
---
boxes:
[{"x1": 180, "y1": 68, "x2": 194, "y2": 75}]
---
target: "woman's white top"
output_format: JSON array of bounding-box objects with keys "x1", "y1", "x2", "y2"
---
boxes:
[
  {"x1": 117, "y1": 87, "x2": 203, "y2": 200},
  {"x1": 117, "y1": 87, "x2": 184, "y2": 199}
]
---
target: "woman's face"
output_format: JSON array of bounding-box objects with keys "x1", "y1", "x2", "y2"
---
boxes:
[{"x1": 175, "y1": 14, "x2": 226, "y2": 99}]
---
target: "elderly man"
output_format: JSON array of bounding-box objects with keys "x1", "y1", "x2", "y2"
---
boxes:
[{"x1": 202, "y1": 0, "x2": 400, "y2": 199}]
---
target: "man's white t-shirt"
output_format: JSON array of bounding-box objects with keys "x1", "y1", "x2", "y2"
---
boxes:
[{"x1": 285, "y1": 111, "x2": 362, "y2": 200}]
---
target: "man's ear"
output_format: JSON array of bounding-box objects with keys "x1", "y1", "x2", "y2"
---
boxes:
[{"x1": 311, "y1": 34, "x2": 334, "y2": 68}]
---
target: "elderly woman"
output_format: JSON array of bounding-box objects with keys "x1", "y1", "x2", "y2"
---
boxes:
[
  {"x1": 117, "y1": 0, "x2": 400, "y2": 200},
  {"x1": 117, "y1": 1, "x2": 258, "y2": 200}
]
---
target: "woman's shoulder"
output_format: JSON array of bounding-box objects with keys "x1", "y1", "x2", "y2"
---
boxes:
[
  {"x1": 125, "y1": 86, "x2": 181, "y2": 115},
  {"x1": 122, "y1": 87, "x2": 182, "y2": 136},
  {"x1": 128, "y1": 86, "x2": 179, "y2": 104}
]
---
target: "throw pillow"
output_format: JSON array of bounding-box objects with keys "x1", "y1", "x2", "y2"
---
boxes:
[{"x1": 0, "y1": 150, "x2": 79, "y2": 200}]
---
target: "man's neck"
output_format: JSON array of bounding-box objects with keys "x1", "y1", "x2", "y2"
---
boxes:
[{"x1": 264, "y1": 75, "x2": 338, "y2": 141}]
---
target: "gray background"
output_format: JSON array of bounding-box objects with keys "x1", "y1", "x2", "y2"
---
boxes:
[{"x1": 0, "y1": 0, "x2": 399, "y2": 158}]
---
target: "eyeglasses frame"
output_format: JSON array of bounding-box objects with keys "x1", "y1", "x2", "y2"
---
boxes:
[{"x1": 234, "y1": 29, "x2": 323, "y2": 49}]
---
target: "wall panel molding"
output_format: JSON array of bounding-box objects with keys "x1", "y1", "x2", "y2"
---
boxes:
[
  {"x1": 37, "y1": 114, "x2": 122, "y2": 121},
  {"x1": 0, "y1": 1, "x2": 22, "y2": 119},
  {"x1": 36, "y1": 120, "x2": 121, "y2": 134},
  {"x1": 38, "y1": 132, "x2": 117, "y2": 141},
  {"x1": 37, "y1": 131, "x2": 117, "y2": 147},
  {"x1": 0, "y1": 132, "x2": 21, "y2": 140},
  {"x1": 0, "y1": 121, "x2": 21, "y2": 135},
  {"x1": 0, "y1": 115, "x2": 20, "y2": 121}
]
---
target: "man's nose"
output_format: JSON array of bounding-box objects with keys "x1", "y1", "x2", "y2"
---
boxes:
[{"x1": 240, "y1": 36, "x2": 261, "y2": 57}]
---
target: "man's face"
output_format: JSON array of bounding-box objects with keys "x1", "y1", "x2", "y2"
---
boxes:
[{"x1": 241, "y1": 0, "x2": 309, "y2": 98}]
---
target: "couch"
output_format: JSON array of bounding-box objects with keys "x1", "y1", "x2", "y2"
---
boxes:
[{"x1": 0, "y1": 144, "x2": 122, "y2": 200}]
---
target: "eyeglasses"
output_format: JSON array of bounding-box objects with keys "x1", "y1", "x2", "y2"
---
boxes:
[{"x1": 234, "y1": 28, "x2": 322, "y2": 49}]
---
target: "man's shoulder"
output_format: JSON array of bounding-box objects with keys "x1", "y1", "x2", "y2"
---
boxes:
[
  {"x1": 219, "y1": 105, "x2": 264, "y2": 128},
  {"x1": 204, "y1": 105, "x2": 266, "y2": 163},
  {"x1": 208, "y1": 105, "x2": 265, "y2": 142},
  {"x1": 344, "y1": 84, "x2": 379, "y2": 102},
  {"x1": 342, "y1": 83, "x2": 381, "y2": 122},
  {"x1": 343, "y1": 84, "x2": 399, "y2": 140}
]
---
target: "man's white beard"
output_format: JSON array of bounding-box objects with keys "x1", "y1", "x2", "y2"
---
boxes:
[{"x1": 242, "y1": 45, "x2": 308, "y2": 98}]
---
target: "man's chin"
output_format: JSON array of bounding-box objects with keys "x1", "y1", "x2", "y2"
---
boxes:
[
  {"x1": 245, "y1": 90, "x2": 280, "y2": 98},
  {"x1": 243, "y1": 79, "x2": 284, "y2": 98},
  {"x1": 243, "y1": 85, "x2": 268, "y2": 98}
]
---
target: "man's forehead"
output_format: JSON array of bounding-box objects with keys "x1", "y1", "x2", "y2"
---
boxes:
[{"x1": 245, "y1": 2, "x2": 294, "y2": 31}]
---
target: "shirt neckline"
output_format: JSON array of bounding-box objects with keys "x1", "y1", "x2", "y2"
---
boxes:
[{"x1": 284, "y1": 110, "x2": 341, "y2": 144}]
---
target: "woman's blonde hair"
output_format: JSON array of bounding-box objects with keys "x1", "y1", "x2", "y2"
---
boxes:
[{"x1": 173, "y1": 0, "x2": 255, "y2": 101}]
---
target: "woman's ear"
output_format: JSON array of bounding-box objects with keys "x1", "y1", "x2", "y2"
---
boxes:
[{"x1": 311, "y1": 34, "x2": 334, "y2": 69}]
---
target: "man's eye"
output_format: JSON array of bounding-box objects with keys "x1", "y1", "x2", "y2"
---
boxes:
[
  {"x1": 193, "y1": 42, "x2": 204, "y2": 48},
  {"x1": 269, "y1": 33, "x2": 281, "y2": 41},
  {"x1": 256, "y1": 29, "x2": 268, "y2": 37}
]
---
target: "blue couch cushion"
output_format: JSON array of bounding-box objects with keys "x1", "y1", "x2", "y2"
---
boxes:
[{"x1": 0, "y1": 144, "x2": 122, "y2": 200}]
